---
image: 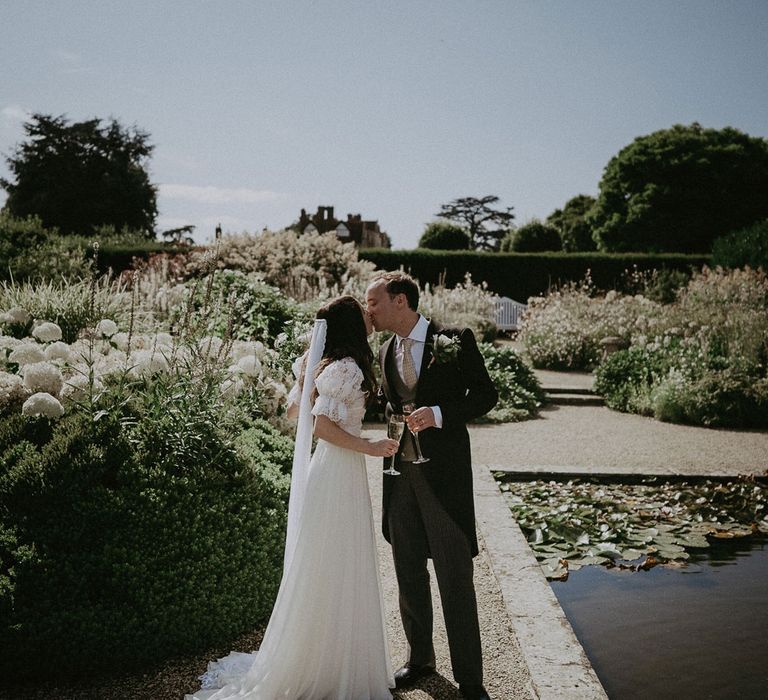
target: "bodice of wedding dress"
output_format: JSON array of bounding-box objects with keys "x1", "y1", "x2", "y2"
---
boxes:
[{"x1": 288, "y1": 355, "x2": 367, "y2": 436}]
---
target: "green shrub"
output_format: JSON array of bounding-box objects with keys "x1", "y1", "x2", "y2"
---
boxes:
[
  {"x1": 0, "y1": 213, "x2": 94, "y2": 283},
  {"x1": 187, "y1": 270, "x2": 307, "y2": 344},
  {"x1": 360, "y1": 249, "x2": 709, "y2": 301},
  {"x1": 476, "y1": 344, "x2": 544, "y2": 422},
  {"x1": 712, "y1": 219, "x2": 768, "y2": 270},
  {"x1": 594, "y1": 347, "x2": 663, "y2": 413},
  {"x1": 501, "y1": 220, "x2": 562, "y2": 252},
  {"x1": 0, "y1": 384, "x2": 292, "y2": 680},
  {"x1": 418, "y1": 221, "x2": 471, "y2": 250},
  {"x1": 0, "y1": 274, "x2": 125, "y2": 343},
  {"x1": 652, "y1": 367, "x2": 768, "y2": 429}
]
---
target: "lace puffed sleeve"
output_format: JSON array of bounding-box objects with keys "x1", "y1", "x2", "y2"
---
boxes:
[
  {"x1": 287, "y1": 352, "x2": 307, "y2": 406},
  {"x1": 311, "y1": 357, "x2": 364, "y2": 423}
]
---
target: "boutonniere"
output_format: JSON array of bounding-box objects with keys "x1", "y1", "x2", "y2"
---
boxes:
[{"x1": 429, "y1": 333, "x2": 461, "y2": 367}]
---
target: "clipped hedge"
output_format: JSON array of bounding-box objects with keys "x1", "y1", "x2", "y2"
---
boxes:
[
  {"x1": 87, "y1": 242, "x2": 195, "y2": 275},
  {"x1": 0, "y1": 411, "x2": 292, "y2": 681},
  {"x1": 360, "y1": 249, "x2": 710, "y2": 301}
]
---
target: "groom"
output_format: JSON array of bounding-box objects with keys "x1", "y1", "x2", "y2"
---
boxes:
[{"x1": 366, "y1": 271, "x2": 497, "y2": 700}]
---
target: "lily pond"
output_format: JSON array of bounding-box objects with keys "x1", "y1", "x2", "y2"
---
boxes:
[{"x1": 497, "y1": 474, "x2": 768, "y2": 699}]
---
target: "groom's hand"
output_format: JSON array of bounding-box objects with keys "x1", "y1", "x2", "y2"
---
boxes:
[{"x1": 406, "y1": 407, "x2": 436, "y2": 433}]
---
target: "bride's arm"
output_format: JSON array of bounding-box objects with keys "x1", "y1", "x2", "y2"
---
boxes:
[{"x1": 313, "y1": 415, "x2": 398, "y2": 458}]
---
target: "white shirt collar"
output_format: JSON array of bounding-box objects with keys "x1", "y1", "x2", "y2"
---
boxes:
[{"x1": 397, "y1": 314, "x2": 429, "y2": 346}]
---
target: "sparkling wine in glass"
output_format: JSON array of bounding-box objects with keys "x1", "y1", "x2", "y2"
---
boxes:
[
  {"x1": 385, "y1": 413, "x2": 404, "y2": 476},
  {"x1": 402, "y1": 402, "x2": 430, "y2": 464}
]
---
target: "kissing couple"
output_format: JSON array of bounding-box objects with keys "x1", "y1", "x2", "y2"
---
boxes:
[{"x1": 188, "y1": 271, "x2": 498, "y2": 700}]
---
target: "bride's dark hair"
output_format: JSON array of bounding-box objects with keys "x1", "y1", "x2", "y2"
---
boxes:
[{"x1": 313, "y1": 295, "x2": 377, "y2": 403}]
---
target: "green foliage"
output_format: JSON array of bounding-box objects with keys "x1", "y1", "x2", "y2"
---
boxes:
[
  {"x1": 0, "y1": 381, "x2": 292, "y2": 680},
  {"x1": 712, "y1": 219, "x2": 768, "y2": 270},
  {"x1": 546, "y1": 194, "x2": 597, "y2": 252},
  {"x1": 588, "y1": 123, "x2": 768, "y2": 253},
  {"x1": 359, "y1": 248, "x2": 709, "y2": 302},
  {"x1": 594, "y1": 346, "x2": 667, "y2": 413},
  {"x1": 187, "y1": 270, "x2": 308, "y2": 344},
  {"x1": 476, "y1": 344, "x2": 544, "y2": 422},
  {"x1": 502, "y1": 220, "x2": 562, "y2": 252},
  {"x1": 418, "y1": 221, "x2": 470, "y2": 250},
  {"x1": 0, "y1": 213, "x2": 94, "y2": 283},
  {"x1": 0, "y1": 274, "x2": 126, "y2": 343},
  {"x1": 1, "y1": 114, "x2": 158, "y2": 237},
  {"x1": 590, "y1": 267, "x2": 768, "y2": 428}
]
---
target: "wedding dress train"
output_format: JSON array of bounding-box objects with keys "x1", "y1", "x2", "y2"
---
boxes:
[{"x1": 187, "y1": 357, "x2": 393, "y2": 700}]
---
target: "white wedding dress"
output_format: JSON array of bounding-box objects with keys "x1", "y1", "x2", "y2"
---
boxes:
[{"x1": 187, "y1": 357, "x2": 394, "y2": 700}]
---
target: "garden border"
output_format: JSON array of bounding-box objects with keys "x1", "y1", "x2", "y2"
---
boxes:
[{"x1": 473, "y1": 464, "x2": 608, "y2": 700}]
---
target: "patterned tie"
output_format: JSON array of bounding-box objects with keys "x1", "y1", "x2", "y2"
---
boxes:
[{"x1": 400, "y1": 337, "x2": 418, "y2": 389}]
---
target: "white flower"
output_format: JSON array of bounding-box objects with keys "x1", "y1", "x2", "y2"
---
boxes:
[
  {"x1": 220, "y1": 375, "x2": 245, "y2": 399},
  {"x1": 197, "y1": 335, "x2": 223, "y2": 358},
  {"x1": 94, "y1": 349, "x2": 128, "y2": 376},
  {"x1": 128, "y1": 349, "x2": 170, "y2": 378},
  {"x1": 111, "y1": 332, "x2": 131, "y2": 352},
  {"x1": 155, "y1": 332, "x2": 174, "y2": 347},
  {"x1": 22, "y1": 392, "x2": 65, "y2": 418},
  {"x1": 8, "y1": 343, "x2": 46, "y2": 367},
  {"x1": 229, "y1": 340, "x2": 266, "y2": 362},
  {"x1": 22, "y1": 361, "x2": 64, "y2": 395},
  {"x1": 236, "y1": 355, "x2": 262, "y2": 377},
  {"x1": 0, "y1": 371, "x2": 31, "y2": 407},
  {"x1": 0, "y1": 307, "x2": 31, "y2": 325},
  {"x1": 0, "y1": 335, "x2": 22, "y2": 351},
  {"x1": 95, "y1": 319, "x2": 118, "y2": 338},
  {"x1": 61, "y1": 374, "x2": 104, "y2": 403},
  {"x1": 44, "y1": 341, "x2": 71, "y2": 363},
  {"x1": 32, "y1": 321, "x2": 63, "y2": 343}
]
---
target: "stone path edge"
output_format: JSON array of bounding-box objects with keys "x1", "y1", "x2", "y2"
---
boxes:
[{"x1": 473, "y1": 464, "x2": 609, "y2": 700}]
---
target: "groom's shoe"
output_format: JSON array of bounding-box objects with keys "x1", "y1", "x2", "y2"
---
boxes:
[
  {"x1": 393, "y1": 663, "x2": 436, "y2": 689},
  {"x1": 459, "y1": 684, "x2": 491, "y2": 700}
]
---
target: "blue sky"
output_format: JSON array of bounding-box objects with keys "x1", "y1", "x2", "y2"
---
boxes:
[{"x1": 1, "y1": 1, "x2": 767, "y2": 247}]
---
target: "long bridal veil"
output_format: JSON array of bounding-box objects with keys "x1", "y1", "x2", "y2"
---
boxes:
[{"x1": 284, "y1": 318, "x2": 326, "y2": 570}]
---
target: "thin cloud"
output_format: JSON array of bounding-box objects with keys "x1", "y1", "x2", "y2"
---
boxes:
[
  {"x1": 160, "y1": 184, "x2": 284, "y2": 205},
  {"x1": 2, "y1": 104, "x2": 29, "y2": 124}
]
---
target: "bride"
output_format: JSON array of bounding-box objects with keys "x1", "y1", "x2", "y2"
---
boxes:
[{"x1": 187, "y1": 295, "x2": 398, "y2": 700}]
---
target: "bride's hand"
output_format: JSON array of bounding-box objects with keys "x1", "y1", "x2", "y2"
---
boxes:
[{"x1": 366, "y1": 438, "x2": 400, "y2": 458}]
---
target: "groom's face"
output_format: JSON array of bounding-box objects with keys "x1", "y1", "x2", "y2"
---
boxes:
[{"x1": 365, "y1": 282, "x2": 398, "y2": 332}]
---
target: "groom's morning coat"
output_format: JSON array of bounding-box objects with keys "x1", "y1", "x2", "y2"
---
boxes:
[{"x1": 378, "y1": 321, "x2": 498, "y2": 557}]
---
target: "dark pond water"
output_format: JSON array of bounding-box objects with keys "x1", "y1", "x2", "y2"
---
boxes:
[{"x1": 551, "y1": 537, "x2": 768, "y2": 700}]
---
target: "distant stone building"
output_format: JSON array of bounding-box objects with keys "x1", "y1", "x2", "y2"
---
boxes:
[{"x1": 298, "y1": 206, "x2": 391, "y2": 248}]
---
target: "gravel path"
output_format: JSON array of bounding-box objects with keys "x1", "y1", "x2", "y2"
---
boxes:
[
  {"x1": 470, "y1": 404, "x2": 768, "y2": 477},
  {"x1": 364, "y1": 451, "x2": 535, "y2": 700}
]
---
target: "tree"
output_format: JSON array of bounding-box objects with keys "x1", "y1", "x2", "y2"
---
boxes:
[
  {"x1": 546, "y1": 194, "x2": 597, "y2": 252},
  {"x1": 435, "y1": 195, "x2": 514, "y2": 251},
  {"x1": 588, "y1": 123, "x2": 768, "y2": 253},
  {"x1": 1, "y1": 113, "x2": 158, "y2": 237},
  {"x1": 418, "y1": 220, "x2": 471, "y2": 250},
  {"x1": 500, "y1": 220, "x2": 561, "y2": 252}
]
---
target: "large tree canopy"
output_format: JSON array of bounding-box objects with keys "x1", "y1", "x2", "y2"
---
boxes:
[
  {"x1": 587, "y1": 123, "x2": 768, "y2": 253},
  {"x1": 547, "y1": 194, "x2": 597, "y2": 252},
  {"x1": 436, "y1": 195, "x2": 514, "y2": 251},
  {"x1": 1, "y1": 113, "x2": 158, "y2": 237}
]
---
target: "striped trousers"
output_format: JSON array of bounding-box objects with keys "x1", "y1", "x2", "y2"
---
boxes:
[{"x1": 387, "y1": 461, "x2": 483, "y2": 686}]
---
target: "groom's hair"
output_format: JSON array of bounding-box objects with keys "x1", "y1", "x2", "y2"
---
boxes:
[{"x1": 372, "y1": 271, "x2": 419, "y2": 311}]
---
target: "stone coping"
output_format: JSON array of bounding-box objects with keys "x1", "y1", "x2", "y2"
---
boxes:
[{"x1": 473, "y1": 464, "x2": 608, "y2": 700}]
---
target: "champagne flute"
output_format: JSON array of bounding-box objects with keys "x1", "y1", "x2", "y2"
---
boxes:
[
  {"x1": 402, "y1": 402, "x2": 430, "y2": 464},
  {"x1": 385, "y1": 413, "x2": 404, "y2": 476}
]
